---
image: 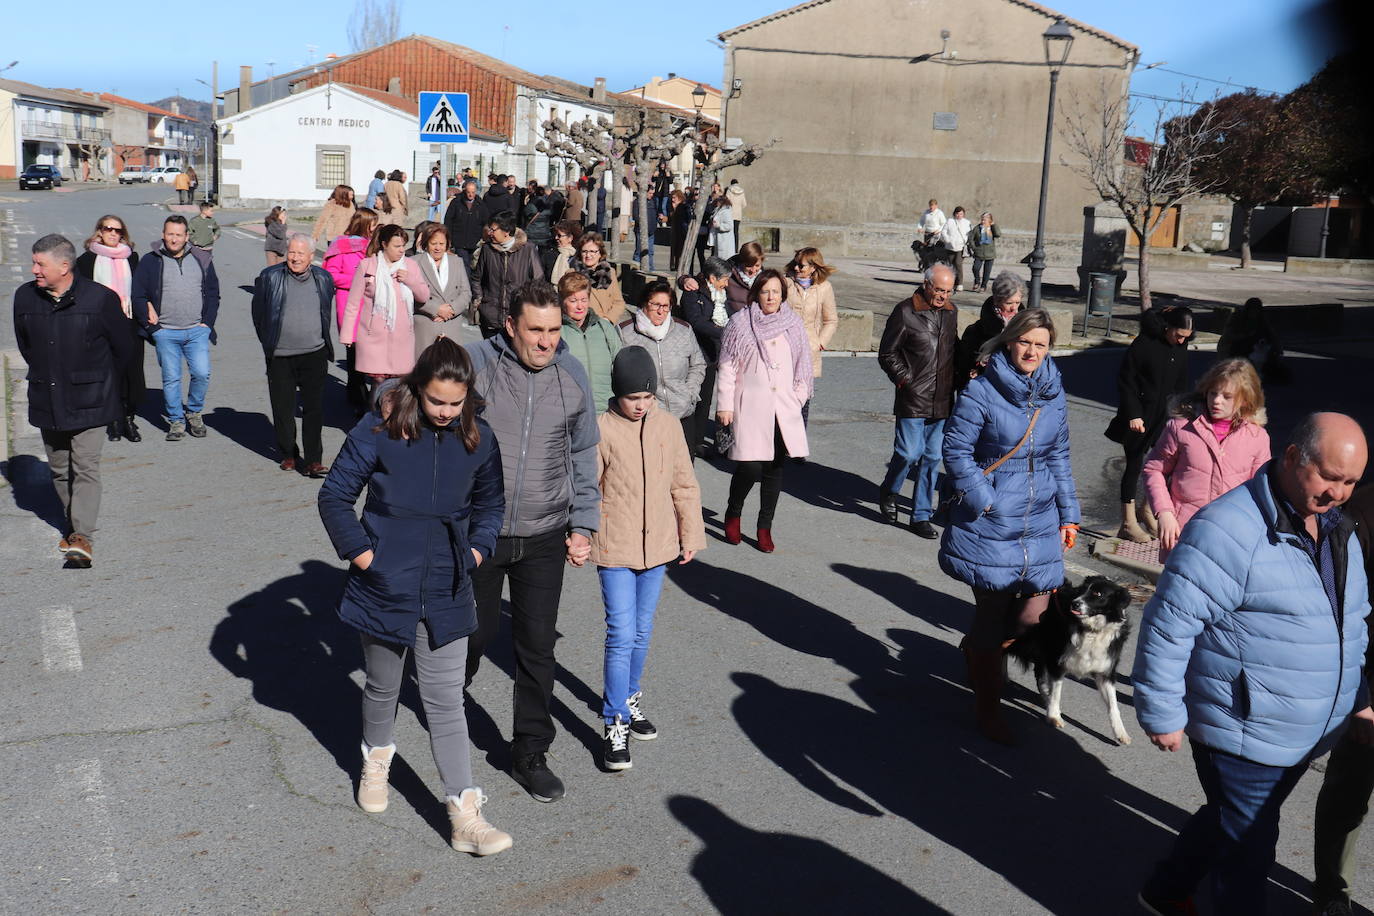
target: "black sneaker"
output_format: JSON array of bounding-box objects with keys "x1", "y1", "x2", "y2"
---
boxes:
[
  {"x1": 603, "y1": 717, "x2": 632, "y2": 771},
  {"x1": 626, "y1": 691, "x2": 658, "y2": 740},
  {"x1": 911, "y1": 519, "x2": 938, "y2": 539},
  {"x1": 878, "y1": 490, "x2": 898, "y2": 523},
  {"x1": 512, "y1": 751, "x2": 565, "y2": 802}
]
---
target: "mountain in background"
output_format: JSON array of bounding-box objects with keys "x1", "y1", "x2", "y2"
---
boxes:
[{"x1": 150, "y1": 95, "x2": 212, "y2": 124}]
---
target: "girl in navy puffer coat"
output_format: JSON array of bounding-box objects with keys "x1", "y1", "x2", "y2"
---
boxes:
[
  {"x1": 318, "y1": 337, "x2": 513, "y2": 856},
  {"x1": 939, "y1": 309, "x2": 1080, "y2": 744}
]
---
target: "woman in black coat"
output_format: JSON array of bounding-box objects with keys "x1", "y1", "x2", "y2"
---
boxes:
[
  {"x1": 317, "y1": 338, "x2": 512, "y2": 856},
  {"x1": 954, "y1": 271, "x2": 1024, "y2": 390},
  {"x1": 1108, "y1": 306, "x2": 1194, "y2": 542},
  {"x1": 74, "y1": 215, "x2": 144, "y2": 442}
]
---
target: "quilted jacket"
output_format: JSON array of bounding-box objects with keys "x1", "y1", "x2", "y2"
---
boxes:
[
  {"x1": 938, "y1": 349, "x2": 1079, "y2": 593},
  {"x1": 1133, "y1": 464, "x2": 1370, "y2": 767}
]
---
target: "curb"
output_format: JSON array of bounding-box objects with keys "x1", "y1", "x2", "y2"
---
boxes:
[
  {"x1": 0, "y1": 348, "x2": 22, "y2": 478},
  {"x1": 1088, "y1": 536, "x2": 1163, "y2": 584}
]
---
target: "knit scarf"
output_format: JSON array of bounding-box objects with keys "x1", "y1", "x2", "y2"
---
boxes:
[
  {"x1": 709, "y1": 285, "x2": 729, "y2": 327},
  {"x1": 89, "y1": 241, "x2": 133, "y2": 318},
  {"x1": 634, "y1": 307, "x2": 671, "y2": 342},
  {"x1": 372, "y1": 254, "x2": 413, "y2": 332},
  {"x1": 718, "y1": 303, "x2": 813, "y2": 399},
  {"x1": 793, "y1": 276, "x2": 812, "y2": 289},
  {"x1": 578, "y1": 259, "x2": 615, "y2": 290}
]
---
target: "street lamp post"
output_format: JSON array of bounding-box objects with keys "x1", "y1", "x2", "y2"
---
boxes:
[
  {"x1": 1028, "y1": 18, "x2": 1074, "y2": 311},
  {"x1": 689, "y1": 84, "x2": 707, "y2": 191}
]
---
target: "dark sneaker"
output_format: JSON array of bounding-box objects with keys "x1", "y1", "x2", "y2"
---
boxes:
[
  {"x1": 626, "y1": 691, "x2": 658, "y2": 740},
  {"x1": 512, "y1": 751, "x2": 565, "y2": 802},
  {"x1": 166, "y1": 420, "x2": 185, "y2": 442},
  {"x1": 878, "y1": 490, "x2": 898, "y2": 523},
  {"x1": 123, "y1": 416, "x2": 141, "y2": 442},
  {"x1": 911, "y1": 520, "x2": 938, "y2": 539},
  {"x1": 185, "y1": 411, "x2": 207, "y2": 438},
  {"x1": 603, "y1": 717, "x2": 632, "y2": 771},
  {"x1": 1137, "y1": 887, "x2": 1198, "y2": 916}
]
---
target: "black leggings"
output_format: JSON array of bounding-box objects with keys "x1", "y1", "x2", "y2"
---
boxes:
[
  {"x1": 1121, "y1": 438, "x2": 1150, "y2": 503},
  {"x1": 726, "y1": 423, "x2": 789, "y2": 528},
  {"x1": 968, "y1": 588, "x2": 1052, "y2": 651}
]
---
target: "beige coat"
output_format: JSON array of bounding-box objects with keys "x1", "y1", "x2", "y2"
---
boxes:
[
  {"x1": 591, "y1": 406, "x2": 706, "y2": 569},
  {"x1": 725, "y1": 183, "x2": 746, "y2": 221},
  {"x1": 313, "y1": 201, "x2": 356, "y2": 243},
  {"x1": 587, "y1": 265, "x2": 627, "y2": 324},
  {"x1": 785, "y1": 277, "x2": 839, "y2": 377},
  {"x1": 380, "y1": 180, "x2": 408, "y2": 225}
]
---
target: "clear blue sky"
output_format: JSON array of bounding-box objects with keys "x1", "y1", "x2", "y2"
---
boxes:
[{"x1": 11, "y1": 0, "x2": 1328, "y2": 110}]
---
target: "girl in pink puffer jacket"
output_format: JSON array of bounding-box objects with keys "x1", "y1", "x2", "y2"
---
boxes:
[
  {"x1": 1143, "y1": 358, "x2": 1271, "y2": 561},
  {"x1": 322, "y1": 208, "x2": 378, "y2": 333}
]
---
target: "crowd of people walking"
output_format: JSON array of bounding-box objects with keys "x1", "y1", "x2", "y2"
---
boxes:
[{"x1": 9, "y1": 175, "x2": 1373, "y2": 916}]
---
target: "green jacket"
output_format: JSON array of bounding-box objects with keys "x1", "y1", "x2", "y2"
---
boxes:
[
  {"x1": 188, "y1": 215, "x2": 221, "y2": 248},
  {"x1": 562, "y1": 311, "x2": 621, "y2": 411},
  {"x1": 969, "y1": 222, "x2": 999, "y2": 260}
]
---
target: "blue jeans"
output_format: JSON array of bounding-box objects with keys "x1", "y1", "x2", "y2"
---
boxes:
[
  {"x1": 880, "y1": 417, "x2": 945, "y2": 522},
  {"x1": 633, "y1": 222, "x2": 656, "y2": 270},
  {"x1": 428, "y1": 202, "x2": 443, "y2": 221},
  {"x1": 1146, "y1": 741, "x2": 1309, "y2": 914},
  {"x1": 153, "y1": 325, "x2": 211, "y2": 422},
  {"x1": 599, "y1": 564, "x2": 667, "y2": 723}
]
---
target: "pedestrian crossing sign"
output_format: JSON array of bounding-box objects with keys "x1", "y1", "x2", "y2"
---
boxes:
[{"x1": 418, "y1": 92, "x2": 469, "y2": 143}]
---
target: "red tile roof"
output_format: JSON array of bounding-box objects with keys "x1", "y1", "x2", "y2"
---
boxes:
[{"x1": 66, "y1": 91, "x2": 191, "y2": 120}]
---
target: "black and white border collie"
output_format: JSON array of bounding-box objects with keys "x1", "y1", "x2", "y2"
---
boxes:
[{"x1": 1006, "y1": 576, "x2": 1134, "y2": 745}]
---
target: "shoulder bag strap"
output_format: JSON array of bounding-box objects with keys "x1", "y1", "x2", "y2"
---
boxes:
[{"x1": 983, "y1": 408, "x2": 1042, "y2": 477}]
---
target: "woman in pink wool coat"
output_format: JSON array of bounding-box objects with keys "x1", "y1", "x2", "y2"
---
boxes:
[
  {"x1": 1142, "y1": 358, "x2": 1271, "y2": 561},
  {"x1": 341, "y1": 224, "x2": 430, "y2": 395},
  {"x1": 714, "y1": 268, "x2": 812, "y2": 554},
  {"x1": 324, "y1": 208, "x2": 379, "y2": 412}
]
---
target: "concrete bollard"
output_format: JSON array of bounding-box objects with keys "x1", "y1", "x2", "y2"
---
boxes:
[{"x1": 829, "y1": 308, "x2": 874, "y2": 352}]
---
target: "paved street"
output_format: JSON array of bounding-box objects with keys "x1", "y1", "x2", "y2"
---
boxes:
[{"x1": 2, "y1": 186, "x2": 1373, "y2": 914}]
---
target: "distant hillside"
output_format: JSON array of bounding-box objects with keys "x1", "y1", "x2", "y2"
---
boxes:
[{"x1": 150, "y1": 95, "x2": 212, "y2": 124}]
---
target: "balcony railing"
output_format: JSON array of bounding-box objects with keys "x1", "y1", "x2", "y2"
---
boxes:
[{"x1": 23, "y1": 121, "x2": 112, "y2": 143}]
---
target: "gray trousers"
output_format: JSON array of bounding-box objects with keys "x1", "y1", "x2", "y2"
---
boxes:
[
  {"x1": 360, "y1": 621, "x2": 473, "y2": 797},
  {"x1": 41, "y1": 426, "x2": 105, "y2": 541}
]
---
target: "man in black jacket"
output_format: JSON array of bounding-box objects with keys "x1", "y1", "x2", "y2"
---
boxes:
[
  {"x1": 877, "y1": 263, "x2": 958, "y2": 538},
  {"x1": 443, "y1": 179, "x2": 488, "y2": 279},
  {"x1": 472, "y1": 212, "x2": 543, "y2": 338},
  {"x1": 13, "y1": 234, "x2": 135, "y2": 567},
  {"x1": 251, "y1": 234, "x2": 336, "y2": 476}
]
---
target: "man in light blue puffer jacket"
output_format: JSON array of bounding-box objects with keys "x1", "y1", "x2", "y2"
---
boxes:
[{"x1": 1134, "y1": 413, "x2": 1371, "y2": 915}]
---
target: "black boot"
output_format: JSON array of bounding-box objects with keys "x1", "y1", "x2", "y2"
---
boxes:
[
  {"x1": 878, "y1": 489, "x2": 898, "y2": 524},
  {"x1": 123, "y1": 415, "x2": 142, "y2": 442},
  {"x1": 106, "y1": 421, "x2": 122, "y2": 441}
]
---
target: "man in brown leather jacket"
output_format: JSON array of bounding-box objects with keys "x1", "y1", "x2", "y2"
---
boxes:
[{"x1": 877, "y1": 263, "x2": 957, "y2": 538}]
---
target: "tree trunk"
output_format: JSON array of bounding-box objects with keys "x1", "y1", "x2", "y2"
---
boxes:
[
  {"x1": 680, "y1": 190, "x2": 711, "y2": 279},
  {"x1": 604, "y1": 162, "x2": 622, "y2": 262},
  {"x1": 1137, "y1": 234, "x2": 1152, "y2": 312},
  {"x1": 636, "y1": 173, "x2": 655, "y2": 272},
  {"x1": 1238, "y1": 205, "x2": 1253, "y2": 270}
]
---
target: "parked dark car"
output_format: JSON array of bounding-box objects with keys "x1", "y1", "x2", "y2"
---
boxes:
[{"x1": 19, "y1": 164, "x2": 64, "y2": 190}]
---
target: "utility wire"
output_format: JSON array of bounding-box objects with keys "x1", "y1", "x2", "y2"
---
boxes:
[{"x1": 1144, "y1": 65, "x2": 1281, "y2": 95}]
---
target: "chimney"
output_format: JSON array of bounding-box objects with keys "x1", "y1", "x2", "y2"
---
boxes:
[
  {"x1": 593, "y1": 77, "x2": 606, "y2": 104},
  {"x1": 170, "y1": 100, "x2": 180, "y2": 115},
  {"x1": 387, "y1": 77, "x2": 402, "y2": 96},
  {"x1": 667, "y1": 72, "x2": 676, "y2": 80},
  {"x1": 239, "y1": 65, "x2": 253, "y2": 109}
]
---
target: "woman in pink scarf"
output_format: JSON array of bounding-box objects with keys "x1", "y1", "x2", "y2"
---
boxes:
[
  {"x1": 324, "y1": 207, "x2": 379, "y2": 415},
  {"x1": 714, "y1": 268, "x2": 813, "y2": 552},
  {"x1": 75, "y1": 214, "x2": 144, "y2": 442}
]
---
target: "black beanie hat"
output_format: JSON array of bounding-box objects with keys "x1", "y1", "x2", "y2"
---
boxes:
[{"x1": 611, "y1": 346, "x2": 658, "y2": 397}]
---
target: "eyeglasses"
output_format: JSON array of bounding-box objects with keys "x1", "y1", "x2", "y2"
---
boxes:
[{"x1": 99, "y1": 225, "x2": 122, "y2": 232}]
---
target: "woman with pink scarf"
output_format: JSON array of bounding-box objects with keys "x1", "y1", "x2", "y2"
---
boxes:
[
  {"x1": 75, "y1": 214, "x2": 144, "y2": 442},
  {"x1": 324, "y1": 207, "x2": 378, "y2": 414},
  {"x1": 714, "y1": 268, "x2": 813, "y2": 553}
]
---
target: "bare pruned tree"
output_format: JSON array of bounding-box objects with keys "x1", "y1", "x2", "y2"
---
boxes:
[
  {"x1": 75, "y1": 143, "x2": 108, "y2": 179},
  {"x1": 347, "y1": 0, "x2": 403, "y2": 53},
  {"x1": 679, "y1": 132, "x2": 777, "y2": 278},
  {"x1": 1060, "y1": 81, "x2": 1229, "y2": 311},
  {"x1": 623, "y1": 110, "x2": 693, "y2": 271}
]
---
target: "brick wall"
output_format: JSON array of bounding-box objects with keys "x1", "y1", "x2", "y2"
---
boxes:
[{"x1": 294, "y1": 37, "x2": 515, "y2": 139}]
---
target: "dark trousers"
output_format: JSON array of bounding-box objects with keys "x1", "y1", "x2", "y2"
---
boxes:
[
  {"x1": 454, "y1": 247, "x2": 475, "y2": 284},
  {"x1": 267, "y1": 346, "x2": 328, "y2": 464},
  {"x1": 1313, "y1": 732, "x2": 1374, "y2": 908},
  {"x1": 950, "y1": 250, "x2": 965, "y2": 289},
  {"x1": 670, "y1": 229, "x2": 685, "y2": 272},
  {"x1": 687, "y1": 365, "x2": 717, "y2": 455},
  {"x1": 968, "y1": 588, "x2": 1051, "y2": 650},
  {"x1": 343, "y1": 345, "x2": 370, "y2": 414},
  {"x1": 732, "y1": 219, "x2": 741, "y2": 243},
  {"x1": 119, "y1": 334, "x2": 146, "y2": 415},
  {"x1": 1145, "y1": 741, "x2": 1308, "y2": 914},
  {"x1": 972, "y1": 257, "x2": 994, "y2": 288},
  {"x1": 466, "y1": 528, "x2": 568, "y2": 756},
  {"x1": 726, "y1": 422, "x2": 789, "y2": 528}
]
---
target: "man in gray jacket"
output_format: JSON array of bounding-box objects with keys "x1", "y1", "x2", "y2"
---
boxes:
[{"x1": 465, "y1": 278, "x2": 600, "y2": 803}]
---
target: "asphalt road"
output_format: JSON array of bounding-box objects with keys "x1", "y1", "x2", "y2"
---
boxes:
[{"x1": 1, "y1": 185, "x2": 1372, "y2": 915}]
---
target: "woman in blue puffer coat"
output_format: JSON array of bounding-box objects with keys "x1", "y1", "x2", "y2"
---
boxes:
[
  {"x1": 318, "y1": 337, "x2": 513, "y2": 856},
  {"x1": 939, "y1": 308, "x2": 1080, "y2": 744}
]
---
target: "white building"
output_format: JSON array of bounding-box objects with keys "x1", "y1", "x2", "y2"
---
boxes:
[
  {"x1": 0, "y1": 78, "x2": 111, "y2": 179},
  {"x1": 216, "y1": 82, "x2": 507, "y2": 209}
]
